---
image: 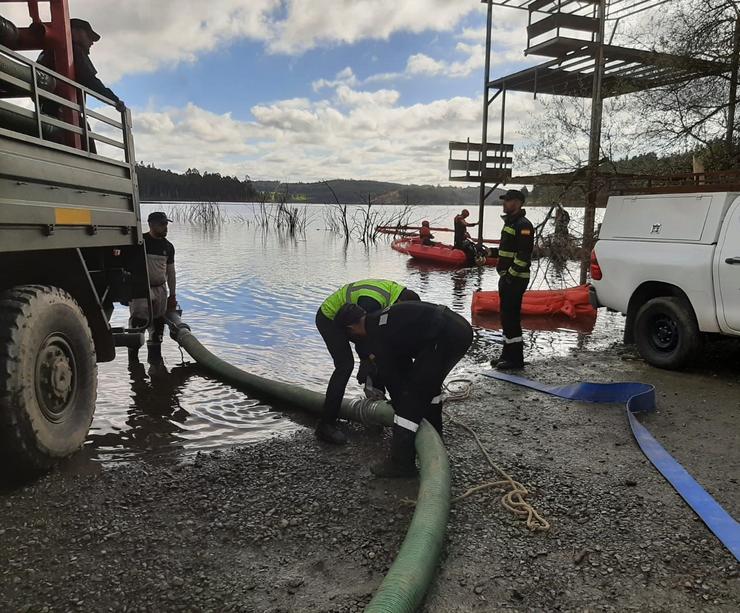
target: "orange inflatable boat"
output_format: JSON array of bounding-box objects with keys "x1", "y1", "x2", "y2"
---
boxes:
[
  {"x1": 471, "y1": 285, "x2": 596, "y2": 319},
  {"x1": 392, "y1": 238, "x2": 497, "y2": 267}
]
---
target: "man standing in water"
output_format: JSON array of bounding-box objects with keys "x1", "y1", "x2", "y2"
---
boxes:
[
  {"x1": 335, "y1": 301, "x2": 473, "y2": 478},
  {"x1": 315, "y1": 279, "x2": 419, "y2": 445},
  {"x1": 453, "y1": 209, "x2": 479, "y2": 264},
  {"x1": 128, "y1": 212, "x2": 177, "y2": 365},
  {"x1": 491, "y1": 189, "x2": 533, "y2": 370}
]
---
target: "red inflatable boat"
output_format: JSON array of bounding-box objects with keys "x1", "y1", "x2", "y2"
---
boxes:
[
  {"x1": 392, "y1": 238, "x2": 497, "y2": 267},
  {"x1": 471, "y1": 285, "x2": 596, "y2": 319}
]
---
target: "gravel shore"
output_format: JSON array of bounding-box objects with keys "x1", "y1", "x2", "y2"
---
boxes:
[{"x1": 1, "y1": 345, "x2": 738, "y2": 612}]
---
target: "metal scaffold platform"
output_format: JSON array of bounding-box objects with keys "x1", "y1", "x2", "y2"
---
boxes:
[{"x1": 451, "y1": 0, "x2": 738, "y2": 282}]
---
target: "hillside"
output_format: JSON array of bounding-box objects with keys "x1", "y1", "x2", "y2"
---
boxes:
[{"x1": 252, "y1": 179, "x2": 502, "y2": 205}]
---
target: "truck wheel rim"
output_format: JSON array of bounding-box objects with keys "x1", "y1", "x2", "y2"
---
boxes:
[
  {"x1": 650, "y1": 315, "x2": 679, "y2": 352},
  {"x1": 35, "y1": 334, "x2": 77, "y2": 422}
]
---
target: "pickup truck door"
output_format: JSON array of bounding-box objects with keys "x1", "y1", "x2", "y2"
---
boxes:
[{"x1": 718, "y1": 197, "x2": 740, "y2": 332}]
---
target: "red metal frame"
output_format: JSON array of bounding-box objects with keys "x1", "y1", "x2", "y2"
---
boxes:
[{"x1": 0, "y1": 0, "x2": 79, "y2": 147}]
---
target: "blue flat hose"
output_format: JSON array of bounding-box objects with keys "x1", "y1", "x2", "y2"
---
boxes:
[
  {"x1": 483, "y1": 370, "x2": 740, "y2": 562},
  {"x1": 165, "y1": 313, "x2": 450, "y2": 612}
]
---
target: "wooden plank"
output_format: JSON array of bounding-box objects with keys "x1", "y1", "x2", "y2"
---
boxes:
[
  {"x1": 528, "y1": 13, "x2": 598, "y2": 40},
  {"x1": 449, "y1": 141, "x2": 514, "y2": 152},
  {"x1": 448, "y1": 158, "x2": 513, "y2": 171}
]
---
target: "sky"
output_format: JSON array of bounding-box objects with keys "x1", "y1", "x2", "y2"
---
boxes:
[{"x1": 4, "y1": 1, "x2": 550, "y2": 183}]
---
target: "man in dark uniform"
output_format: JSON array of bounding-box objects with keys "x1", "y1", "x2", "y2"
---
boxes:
[
  {"x1": 491, "y1": 189, "x2": 534, "y2": 370},
  {"x1": 128, "y1": 212, "x2": 177, "y2": 365},
  {"x1": 37, "y1": 18, "x2": 125, "y2": 152},
  {"x1": 315, "y1": 280, "x2": 420, "y2": 445},
  {"x1": 336, "y1": 301, "x2": 473, "y2": 478}
]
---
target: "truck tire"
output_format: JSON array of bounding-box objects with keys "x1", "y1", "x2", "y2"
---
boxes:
[
  {"x1": 0, "y1": 285, "x2": 97, "y2": 478},
  {"x1": 634, "y1": 296, "x2": 701, "y2": 370}
]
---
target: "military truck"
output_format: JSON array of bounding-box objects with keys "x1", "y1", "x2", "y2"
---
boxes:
[{"x1": 0, "y1": 2, "x2": 149, "y2": 476}]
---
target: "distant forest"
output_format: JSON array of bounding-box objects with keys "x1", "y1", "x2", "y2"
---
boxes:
[
  {"x1": 135, "y1": 164, "x2": 490, "y2": 205},
  {"x1": 136, "y1": 165, "x2": 258, "y2": 202}
]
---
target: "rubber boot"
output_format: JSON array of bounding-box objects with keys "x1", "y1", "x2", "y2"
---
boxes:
[
  {"x1": 128, "y1": 347, "x2": 140, "y2": 364},
  {"x1": 370, "y1": 424, "x2": 418, "y2": 478},
  {"x1": 147, "y1": 342, "x2": 164, "y2": 366},
  {"x1": 494, "y1": 341, "x2": 524, "y2": 370}
]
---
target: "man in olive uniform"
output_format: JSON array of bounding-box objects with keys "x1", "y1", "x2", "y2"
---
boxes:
[
  {"x1": 128, "y1": 212, "x2": 177, "y2": 365},
  {"x1": 316, "y1": 279, "x2": 419, "y2": 445},
  {"x1": 491, "y1": 189, "x2": 534, "y2": 370},
  {"x1": 336, "y1": 301, "x2": 473, "y2": 478}
]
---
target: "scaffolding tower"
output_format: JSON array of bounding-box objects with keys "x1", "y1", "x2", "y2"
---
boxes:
[{"x1": 450, "y1": 0, "x2": 737, "y2": 282}]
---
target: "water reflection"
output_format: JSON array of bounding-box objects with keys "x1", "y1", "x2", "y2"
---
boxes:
[{"x1": 84, "y1": 203, "x2": 621, "y2": 465}]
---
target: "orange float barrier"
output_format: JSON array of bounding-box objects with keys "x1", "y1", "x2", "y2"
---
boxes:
[{"x1": 471, "y1": 285, "x2": 596, "y2": 319}]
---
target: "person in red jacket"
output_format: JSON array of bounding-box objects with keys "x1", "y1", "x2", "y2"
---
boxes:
[{"x1": 418, "y1": 220, "x2": 435, "y2": 246}]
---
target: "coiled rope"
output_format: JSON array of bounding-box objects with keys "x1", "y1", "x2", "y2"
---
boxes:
[{"x1": 442, "y1": 378, "x2": 550, "y2": 532}]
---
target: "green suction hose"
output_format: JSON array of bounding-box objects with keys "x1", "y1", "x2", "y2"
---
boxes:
[{"x1": 164, "y1": 313, "x2": 450, "y2": 612}]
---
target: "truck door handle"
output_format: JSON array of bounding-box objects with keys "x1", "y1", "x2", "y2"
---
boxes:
[{"x1": 726, "y1": 257, "x2": 740, "y2": 265}]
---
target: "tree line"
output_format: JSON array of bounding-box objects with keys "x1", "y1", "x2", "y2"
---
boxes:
[{"x1": 136, "y1": 164, "x2": 258, "y2": 202}]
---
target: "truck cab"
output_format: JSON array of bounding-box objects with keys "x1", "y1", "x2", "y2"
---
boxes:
[
  {"x1": 0, "y1": 2, "x2": 149, "y2": 477},
  {"x1": 591, "y1": 190, "x2": 740, "y2": 369}
]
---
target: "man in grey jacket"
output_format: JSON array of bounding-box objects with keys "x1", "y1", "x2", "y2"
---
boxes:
[{"x1": 128, "y1": 212, "x2": 177, "y2": 365}]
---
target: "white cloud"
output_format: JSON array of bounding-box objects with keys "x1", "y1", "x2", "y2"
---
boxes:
[
  {"x1": 312, "y1": 67, "x2": 359, "y2": 92},
  {"x1": 270, "y1": 0, "x2": 482, "y2": 54},
  {"x1": 364, "y1": 9, "x2": 530, "y2": 83},
  {"x1": 130, "y1": 87, "x2": 540, "y2": 184},
  {"x1": 1, "y1": 1, "x2": 483, "y2": 81}
]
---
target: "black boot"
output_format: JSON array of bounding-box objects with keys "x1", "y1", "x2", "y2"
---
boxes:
[
  {"x1": 147, "y1": 342, "x2": 163, "y2": 365},
  {"x1": 371, "y1": 424, "x2": 418, "y2": 478},
  {"x1": 315, "y1": 420, "x2": 347, "y2": 445},
  {"x1": 128, "y1": 347, "x2": 140, "y2": 364},
  {"x1": 491, "y1": 341, "x2": 524, "y2": 369}
]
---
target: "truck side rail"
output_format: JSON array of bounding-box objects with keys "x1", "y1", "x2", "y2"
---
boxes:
[{"x1": 0, "y1": 41, "x2": 130, "y2": 161}]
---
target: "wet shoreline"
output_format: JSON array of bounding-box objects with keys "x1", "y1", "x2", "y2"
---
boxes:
[{"x1": 2, "y1": 344, "x2": 738, "y2": 612}]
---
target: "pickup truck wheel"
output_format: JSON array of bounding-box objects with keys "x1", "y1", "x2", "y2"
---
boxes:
[
  {"x1": 634, "y1": 297, "x2": 700, "y2": 370},
  {"x1": 0, "y1": 285, "x2": 97, "y2": 478}
]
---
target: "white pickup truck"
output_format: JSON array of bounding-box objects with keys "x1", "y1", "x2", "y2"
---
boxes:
[{"x1": 590, "y1": 191, "x2": 740, "y2": 369}]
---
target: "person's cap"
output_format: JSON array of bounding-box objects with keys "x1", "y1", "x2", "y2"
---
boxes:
[
  {"x1": 421, "y1": 220, "x2": 430, "y2": 226},
  {"x1": 147, "y1": 211, "x2": 173, "y2": 223},
  {"x1": 499, "y1": 189, "x2": 526, "y2": 203},
  {"x1": 334, "y1": 303, "x2": 366, "y2": 327},
  {"x1": 70, "y1": 18, "x2": 101, "y2": 42}
]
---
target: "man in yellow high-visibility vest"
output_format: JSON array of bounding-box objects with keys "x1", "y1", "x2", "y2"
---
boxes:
[{"x1": 316, "y1": 279, "x2": 419, "y2": 444}]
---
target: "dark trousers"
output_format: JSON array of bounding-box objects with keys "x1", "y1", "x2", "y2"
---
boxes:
[
  {"x1": 316, "y1": 309, "x2": 354, "y2": 424},
  {"x1": 392, "y1": 311, "x2": 473, "y2": 429},
  {"x1": 130, "y1": 316, "x2": 166, "y2": 345},
  {"x1": 498, "y1": 275, "x2": 528, "y2": 364},
  {"x1": 454, "y1": 240, "x2": 477, "y2": 265},
  {"x1": 316, "y1": 290, "x2": 421, "y2": 423}
]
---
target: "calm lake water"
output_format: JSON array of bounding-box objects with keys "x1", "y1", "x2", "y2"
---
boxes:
[{"x1": 75, "y1": 202, "x2": 622, "y2": 467}]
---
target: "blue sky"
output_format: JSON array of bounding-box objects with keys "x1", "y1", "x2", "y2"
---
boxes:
[{"x1": 118, "y1": 28, "x2": 488, "y2": 120}]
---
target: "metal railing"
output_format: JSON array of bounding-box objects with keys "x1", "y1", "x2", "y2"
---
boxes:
[{"x1": 0, "y1": 41, "x2": 132, "y2": 166}]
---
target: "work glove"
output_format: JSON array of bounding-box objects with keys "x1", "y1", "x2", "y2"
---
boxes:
[
  {"x1": 115, "y1": 100, "x2": 127, "y2": 113},
  {"x1": 501, "y1": 273, "x2": 514, "y2": 285},
  {"x1": 364, "y1": 378, "x2": 387, "y2": 401},
  {"x1": 356, "y1": 357, "x2": 377, "y2": 385},
  {"x1": 166, "y1": 295, "x2": 178, "y2": 311}
]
